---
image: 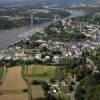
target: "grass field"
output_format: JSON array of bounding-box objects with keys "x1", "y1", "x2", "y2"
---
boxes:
[
  {"x1": 23, "y1": 65, "x2": 56, "y2": 100},
  {"x1": 0, "y1": 67, "x2": 4, "y2": 81},
  {"x1": 94, "y1": 12, "x2": 100, "y2": 17},
  {"x1": 24, "y1": 65, "x2": 56, "y2": 82}
]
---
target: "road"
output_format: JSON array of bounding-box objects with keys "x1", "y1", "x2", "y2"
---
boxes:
[
  {"x1": 70, "y1": 57, "x2": 98, "y2": 100},
  {"x1": 70, "y1": 82, "x2": 80, "y2": 100}
]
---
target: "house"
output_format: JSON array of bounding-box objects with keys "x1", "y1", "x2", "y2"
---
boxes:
[
  {"x1": 68, "y1": 52, "x2": 72, "y2": 56},
  {"x1": 65, "y1": 53, "x2": 68, "y2": 57},
  {"x1": 35, "y1": 53, "x2": 41, "y2": 60},
  {"x1": 43, "y1": 56, "x2": 50, "y2": 62},
  {"x1": 39, "y1": 43, "x2": 48, "y2": 48},
  {"x1": 62, "y1": 19, "x2": 66, "y2": 26},
  {"x1": 12, "y1": 57, "x2": 19, "y2": 61},
  {"x1": 36, "y1": 39, "x2": 46, "y2": 43},
  {"x1": 45, "y1": 56, "x2": 50, "y2": 60},
  {"x1": 15, "y1": 52, "x2": 26, "y2": 57},
  {"x1": 53, "y1": 55, "x2": 60, "y2": 64},
  {"x1": 0, "y1": 55, "x2": 4, "y2": 60},
  {"x1": 5, "y1": 56, "x2": 12, "y2": 60},
  {"x1": 15, "y1": 46, "x2": 21, "y2": 49}
]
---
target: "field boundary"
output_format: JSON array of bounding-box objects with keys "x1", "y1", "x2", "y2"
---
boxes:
[
  {"x1": 22, "y1": 66, "x2": 32, "y2": 100},
  {"x1": 0, "y1": 66, "x2": 7, "y2": 83}
]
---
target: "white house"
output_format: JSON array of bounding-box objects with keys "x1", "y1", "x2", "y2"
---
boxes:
[
  {"x1": 35, "y1": 54, "x2": 41, "y2": 60},
  {"x1": 53, "y1": 55, "x2": 60, "y2": 64}
]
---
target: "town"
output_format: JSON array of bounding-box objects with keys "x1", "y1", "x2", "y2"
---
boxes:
[{"x1": 0, "y1": 11, "x2": 100, "y2": 100}]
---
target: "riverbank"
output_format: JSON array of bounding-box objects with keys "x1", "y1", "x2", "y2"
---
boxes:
[
  {"x1": 0, "y1": 20, "x2": 55, "y2": 51},
  {"x1": 0, "y1": 10, "x2": 86, "y2": 51}
]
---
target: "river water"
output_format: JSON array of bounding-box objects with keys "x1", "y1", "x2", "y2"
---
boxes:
[{"x1": 0, "y1": 10, "x2": 85, "y2": 50}]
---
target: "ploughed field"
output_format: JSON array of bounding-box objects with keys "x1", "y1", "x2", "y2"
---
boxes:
[
  {"x1": 31, "y1": 85, "x2": 45, "y2": 100},
  {"x1": 0, "y1": 66, "x2": 27, "y2": 90},
  {"x1": 0, "y1": 66, "x2": 28, "y2": 100},
  {"x1": 0, "y1": 93, "x2": 28, "y2": 100}
]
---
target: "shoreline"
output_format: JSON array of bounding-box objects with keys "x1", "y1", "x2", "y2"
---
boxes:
[
  {"x1": 0, "y1": 21, "x2": 51, "y2": 51},
  {"x1": 0, "y1": 10, "x2": 86, "y2": 52}
]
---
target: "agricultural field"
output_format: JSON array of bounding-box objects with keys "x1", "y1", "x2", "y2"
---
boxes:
[
  {"x1": 0, "y1": 93, "x2": 28, "y2": 100},
  {"x1": 23, "y1": 65, "x2": 57, "y2": 100},
  {"x1": 94, "y1": 12, "x2": 100, "y2": 17},
  {"x1": 24, "y1": 65, "x2": 56, "y2": 82},
  {"x1": 0, "y1": 66, "x2": 29, "y2": 100},
  {"x1": 0, "y1": 66, "x2": 27, "y2": 91},
  {"x1": 31, "y1": 85, "x2": 45, "y2": 100}
]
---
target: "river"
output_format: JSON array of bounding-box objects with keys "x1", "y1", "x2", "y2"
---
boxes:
[
  {"x1": 0, "y1": 22, "x2": 52, "y2": 50},
  {"x1": 0, "y1": 10, "x2": 85, "y2": 50}
]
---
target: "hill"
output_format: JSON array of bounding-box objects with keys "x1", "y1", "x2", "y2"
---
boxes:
[{"x1": 0, "y1": 0, "x2": 100, "y2": 6}]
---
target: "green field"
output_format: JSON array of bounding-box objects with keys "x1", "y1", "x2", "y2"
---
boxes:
[
  {"x1": 0, "y1": 67, "x2": 4, "y2": 81},
  {"x1": 24, "y1": 65, "x2": 56, "y2": 82},
  {"x1": 94, "y1": 12, "x2": 100, "y2": 17}
]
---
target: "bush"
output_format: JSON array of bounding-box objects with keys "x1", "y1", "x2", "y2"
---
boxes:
[
  {"x1": 23, "y1": 89, "x2": 28, "y2": 92},
  {"x1": 31, "y1": 80, "x2": 41, "y2": 85},
  {"x1": 41, "y1": 82, "x2": 49, "y2": 91},
  {"x1": 50, "y1": 78, "x2": 56, "y2": 84},
  {"x1": 0, "y1": 93, "x2": 3, "y2": 95}
]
